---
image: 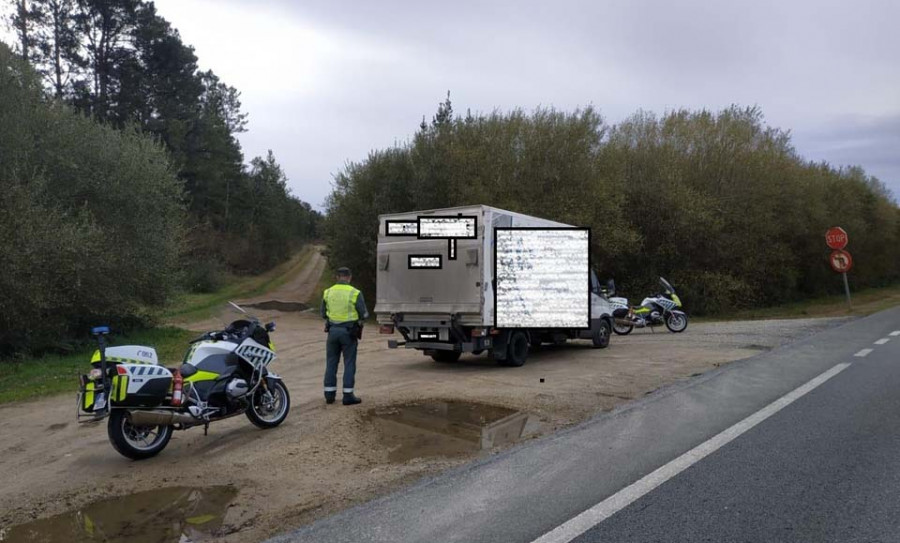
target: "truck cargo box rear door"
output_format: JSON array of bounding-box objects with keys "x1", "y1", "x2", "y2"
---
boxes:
[{"x1": 375, "y1": 238, "x2": 482, "y2": 315}]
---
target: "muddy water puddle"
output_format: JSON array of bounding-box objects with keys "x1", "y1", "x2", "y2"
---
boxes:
[
  {"x1": 1, "y1": 486, "x2": 237, "y2": 543},
  {"x1": 367, "y1": 400, "x2": 545, "y2": 463},
  {"x1": 244, "y1": 300, "x2": 309, "y2": 312}
]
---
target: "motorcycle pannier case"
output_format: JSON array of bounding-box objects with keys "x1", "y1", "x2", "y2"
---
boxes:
[{"x1": 89, "y1": 345, "x2": 173, "y2": 407}]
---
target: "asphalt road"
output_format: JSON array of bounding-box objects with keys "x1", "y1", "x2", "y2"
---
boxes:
[{"x1": 267, "y1": 306, "x2": 900, "y2": 543}]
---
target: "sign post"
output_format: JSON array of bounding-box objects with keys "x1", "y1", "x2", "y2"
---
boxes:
[{"x1": 825, "y1": 227, "x2": 851, "y2": 308}]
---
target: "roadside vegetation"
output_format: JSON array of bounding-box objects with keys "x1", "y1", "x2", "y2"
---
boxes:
[
  {"x1": 725, "y1": 284, "x2": 900, "y2": 321},
  {"x1": 326, "y1": 95, "x2": 900, "y2": 316},
  {"x1": 0, "y1": 327, "x2": 194, "y2": 404},
  {"x1": 166, "y1": 245, "x2": 319, "y2": 322},
  {"x1": 1, "y1": 0, "x2": 321, "y2": 357}
]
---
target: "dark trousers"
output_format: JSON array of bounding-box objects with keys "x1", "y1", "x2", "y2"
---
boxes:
[{"x1": 324, "y1": 325, "x2": 358, "y2": 394}]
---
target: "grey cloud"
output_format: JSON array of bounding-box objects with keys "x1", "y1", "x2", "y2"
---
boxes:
[{"x1": 164, "y1": 0, "x2": 900, "y2": 209}]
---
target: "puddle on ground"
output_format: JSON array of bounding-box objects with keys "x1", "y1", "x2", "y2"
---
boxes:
[
  {"x1": 0, "y1": 486, "x2": 237, "y2": 543},
  {"x1": 244, "y1": 300, "x2": 309, "y2": 312},
  {"x1": 739, "y1": 344, "x2": 773, "y2": 351},
  {"x1": 366, "y1": 400, "x2": 545, "y2": 463}
]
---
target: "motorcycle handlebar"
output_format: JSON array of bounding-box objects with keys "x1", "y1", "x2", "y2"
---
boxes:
[{"x1": 189, "y1": 331, "x2": 222, "y2": 344}]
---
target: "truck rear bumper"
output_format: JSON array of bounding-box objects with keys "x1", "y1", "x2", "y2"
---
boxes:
[{"x1": 388, "y1": 337, "x2": 492, "y2": 352}]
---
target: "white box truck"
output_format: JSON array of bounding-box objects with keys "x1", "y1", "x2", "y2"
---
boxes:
[{"x1": 375, "y1": 205, "x2": 614, "y2": 366}]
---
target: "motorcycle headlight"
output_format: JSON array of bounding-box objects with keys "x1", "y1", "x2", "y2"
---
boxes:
[{"x1": 88, "y1": 368, "x2": 102, "y2": 381}]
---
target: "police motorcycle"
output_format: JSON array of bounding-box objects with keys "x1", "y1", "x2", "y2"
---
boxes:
[
  {"x1": 610, "y1": 277, "x2": 688, "y2": 335},
  {"x1": 77, "y1": 302, "x2": 290, "y2": 460}
]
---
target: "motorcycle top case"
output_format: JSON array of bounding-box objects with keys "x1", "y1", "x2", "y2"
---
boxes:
[{"x1": 89, "y1": 345, "x2": 173, "y2": 408}]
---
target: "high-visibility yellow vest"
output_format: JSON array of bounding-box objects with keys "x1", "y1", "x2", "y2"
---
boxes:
[{"x1": 324, "y1": 283, "x2": 360, "y2": 323}]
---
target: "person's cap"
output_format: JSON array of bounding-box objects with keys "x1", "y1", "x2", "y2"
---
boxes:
[{"x1": 336, "y1": 267, "x2": 352, "y2": 276}]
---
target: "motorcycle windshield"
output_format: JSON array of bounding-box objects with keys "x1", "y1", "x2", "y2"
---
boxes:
[{"x1": 659, "y1": 277, "x2": 676, "y2": 295}]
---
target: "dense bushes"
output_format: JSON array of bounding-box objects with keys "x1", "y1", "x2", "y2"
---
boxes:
[
  {"x1": 2, "y1": 0, "x2": 322, "y2": 354},
  {"x1": 7, "y1": 1, "x2": 322, "y2": 275},
  {"x1": 325, "y1": 97, "x2": 900, "y2": 315},
  {"x1": 0, "y1": 43, "x2": 184, "y2": 354}
]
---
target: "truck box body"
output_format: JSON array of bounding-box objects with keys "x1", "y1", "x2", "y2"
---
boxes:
[
  {"x1": 375, "y1": 205, "x2": 572, "y2": 328},
  {"x1": 375, "y1": 205, "x2": 613, "y2": 366}
]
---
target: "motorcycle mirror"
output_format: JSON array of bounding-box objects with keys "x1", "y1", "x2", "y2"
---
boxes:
[{"x1": 265, "y1": 322, "x2": 276, "y2": 332}]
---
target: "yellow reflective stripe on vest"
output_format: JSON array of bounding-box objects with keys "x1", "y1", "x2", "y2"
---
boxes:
[{"x1": 324, "y1": 284, "x2": 360, "y2": 322}]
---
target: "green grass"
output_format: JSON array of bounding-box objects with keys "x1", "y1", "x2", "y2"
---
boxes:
[
  {"x1": 165, "y1": 245, "x2": 316, "y2": 322},
  {"x1": 697, "y1": 283, "x2": 900, "y2": 322},
  {"x1": 0, "y1": 327, "x2": 194, "y2": 405},
  {"x1": 0, "y1": 246, "x2": 322, "y2": 405}
]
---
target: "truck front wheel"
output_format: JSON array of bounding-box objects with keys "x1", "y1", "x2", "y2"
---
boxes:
[
  {"x1": 431, "y1": 351, "x2": 461, "y2": 363},
  {"x1": 592, "y1": 319, "x2": 611, "y2": 349}
]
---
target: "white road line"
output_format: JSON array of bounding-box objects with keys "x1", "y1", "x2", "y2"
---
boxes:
[
  {"x1": 875, "y1": 338, "x2": 890, "y2": 345},
  {"x1": 530, "y1": 363, "x2": 853, "y2": 543},
  {"x1": 890, "y1": 331, "x2": 900, "y2": 337},
  {"x1": 855, "y1": 349, "x2": 874, "y2": 357}
]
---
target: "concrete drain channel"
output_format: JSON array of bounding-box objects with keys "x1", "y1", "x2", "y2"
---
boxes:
[
  {"x1": 365, "y1": 400, "x2": 546, "y2": 463},
  {"x1": 2, "y1": 486, "x2": 238, "y2": 542}
]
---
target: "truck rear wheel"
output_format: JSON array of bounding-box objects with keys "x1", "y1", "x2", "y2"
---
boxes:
[
  {"x1": 431, "y1": 351, "x2": 461, "y2": 363},
  {"x1": 500, "y1": 331, "x2": 529, "y2": 367}
]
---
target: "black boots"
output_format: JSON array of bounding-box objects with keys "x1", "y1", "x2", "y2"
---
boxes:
[{"x1": 326, "y1": 392, "x2": 360, "y2": 405}]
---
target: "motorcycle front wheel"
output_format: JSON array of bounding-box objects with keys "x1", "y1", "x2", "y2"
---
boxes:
[
  {"x1": 665, "y1": 311, "x2": 689, "y2": 333},
  {"x1": 613, "y1": 321, "x2": 634, "y2": 335},
  {"x1": 246, "y1": 380, "x2": 291, "y2": 429},
  {"x1": 107, "y1": 410, "x2": 173, "y2": 460}
]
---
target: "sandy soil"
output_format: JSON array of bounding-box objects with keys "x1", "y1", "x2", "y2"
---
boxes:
[{"x1": 0, "y1": 250, "x2": 852, "y2": 541}]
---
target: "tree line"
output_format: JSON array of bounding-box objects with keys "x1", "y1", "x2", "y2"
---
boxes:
[
  {"x1": 6, "y1": 0, "x2": 320, "y2": 278},
  {"x1": 325, "y1": 95, "x2": 900, "y2": 315},
  {"x1": 2, "y1": 0, "x2": 320, "y2": 355}
]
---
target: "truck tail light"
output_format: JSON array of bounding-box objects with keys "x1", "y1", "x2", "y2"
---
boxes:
[
  {"x1": 379, "y1": 324, "x2": 395, "y2": 334},
  {"x1": 490, "y1": 328, "x2": 501, "y2": 336},
  {"x1": 471, "y1": 328, "x2": 485, "y2": 337}
]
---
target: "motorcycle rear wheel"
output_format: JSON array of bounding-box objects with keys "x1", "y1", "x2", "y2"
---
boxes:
[
  {"x1": 107, "y1": 410, "x2": 173, "y2": 460},
  {"x1": 613, "y1": 321, "x2": 634, "y2": 335}
]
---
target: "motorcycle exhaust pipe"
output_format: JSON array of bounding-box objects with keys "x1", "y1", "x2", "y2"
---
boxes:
[
  {"x1": 129, "y1": 409, "x2": 199, "y2": 427},
  {"x1": 615, "y1": 318, "x2": 646, "y2": 328}
]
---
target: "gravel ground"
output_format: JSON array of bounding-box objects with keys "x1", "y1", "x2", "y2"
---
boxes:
[{"x1": 0, "y1": 311, "x2": 851, "y2": 542}]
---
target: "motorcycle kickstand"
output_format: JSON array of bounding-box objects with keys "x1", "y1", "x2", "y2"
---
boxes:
[{"x1": 203, "y1": 422, "x2": 209, "y2": 436}]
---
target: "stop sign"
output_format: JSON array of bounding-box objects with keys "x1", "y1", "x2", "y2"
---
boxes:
[{"x1": 825, "y1": 227, "x2": 848, "y2": 250}]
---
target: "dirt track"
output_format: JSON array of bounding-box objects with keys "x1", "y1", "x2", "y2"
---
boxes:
[{"x1": 0, "y1": 249, "x2": 852, "y2": 541}]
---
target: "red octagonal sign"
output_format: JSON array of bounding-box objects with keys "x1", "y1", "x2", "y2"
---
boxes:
[
  {"x1": 830, "y1": 249, "x2": 852, "y2": 273},
  {"x1": 826, "y1": 226, "x2": 848, "y2": 250}
]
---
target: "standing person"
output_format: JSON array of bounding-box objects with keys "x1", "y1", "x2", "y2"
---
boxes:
[{"x1": 321, "y1": 267, "x2": 368, "y2": 405}]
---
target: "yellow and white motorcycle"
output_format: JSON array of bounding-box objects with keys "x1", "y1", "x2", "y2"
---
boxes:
[
  {"x1": 77, "y1": 302, "x2": 290, "y2": 459},
  {"x1": 610, "y1": 277, "x2": 688, "y2": 335}
]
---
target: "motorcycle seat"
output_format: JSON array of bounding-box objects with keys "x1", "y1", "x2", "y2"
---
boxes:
[{"x1": 179, "y1": 364, "x2": 198, "y2": 378}]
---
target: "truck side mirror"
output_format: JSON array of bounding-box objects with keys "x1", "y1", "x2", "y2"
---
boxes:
[
  {"x1": 606, "y1": 279, "x2": 616, "y2": 297},
  {"x1": 590, "y1": 270, "x2": 600, "y2": 295}
]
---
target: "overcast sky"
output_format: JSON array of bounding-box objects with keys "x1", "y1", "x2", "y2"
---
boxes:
[{"x1": 14, "y1": 1, "x2": 900, "y2": 209}]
